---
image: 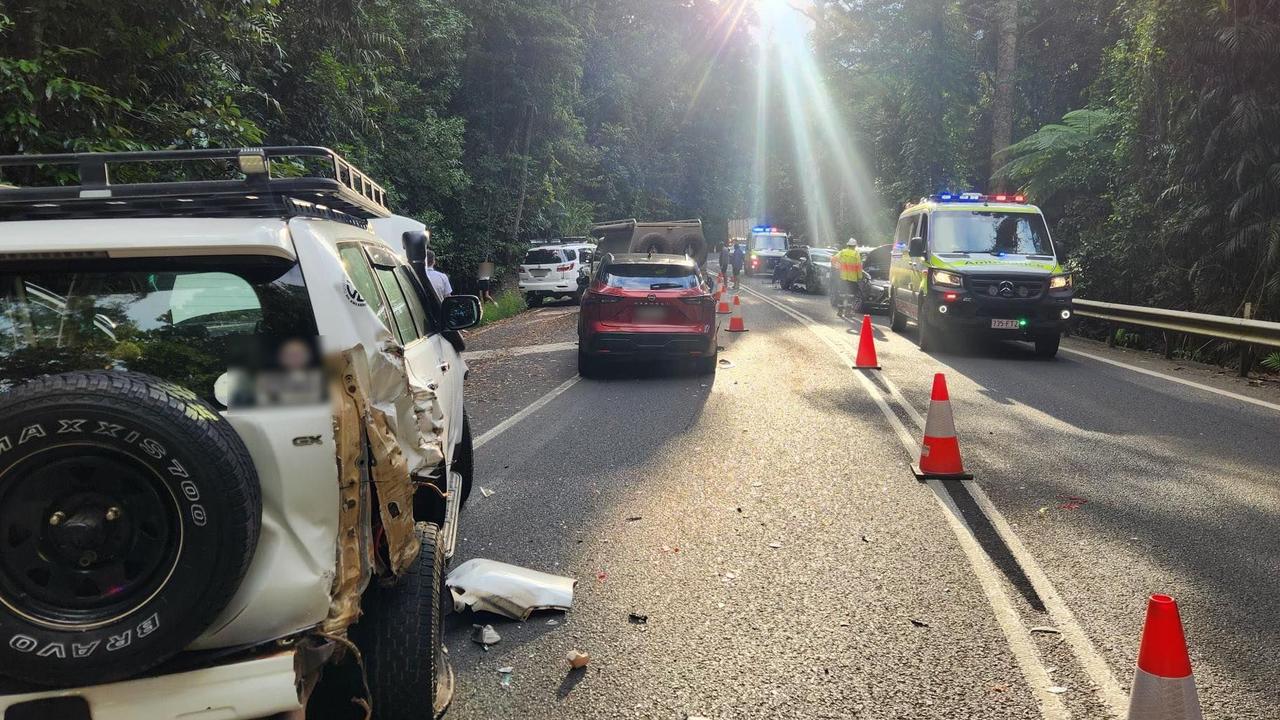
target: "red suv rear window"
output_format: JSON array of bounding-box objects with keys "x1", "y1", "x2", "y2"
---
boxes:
[{"x1": 601, "y1": 264, "x2": 700, "y2": 290}]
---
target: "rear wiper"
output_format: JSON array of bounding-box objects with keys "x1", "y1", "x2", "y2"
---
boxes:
[{"x1": 649, "y1": 283, "x2": 682, "y2": 290}]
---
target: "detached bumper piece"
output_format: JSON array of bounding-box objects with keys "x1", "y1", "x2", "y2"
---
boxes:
[{"x1": 0, "y1": 650, "x2": 301, "y2": 720}]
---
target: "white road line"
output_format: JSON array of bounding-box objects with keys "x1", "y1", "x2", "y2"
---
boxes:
[
  {"x1": 742, "y1": 285, "x2": 1108, "y2": 720},
  {"x1": 464, "y1": 341, "x2": 578, "y2": 361},
  {"x1": 1060, "y1": 346, "x2": 1280, "y2": 414},
  {"x1": 473, "y1": 375, "x2": 581, "y2": 450}
]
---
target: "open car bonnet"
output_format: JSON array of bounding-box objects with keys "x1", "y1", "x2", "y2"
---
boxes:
[{"x1": 446, "y1": 559, "x2": 576, "y2": 621}]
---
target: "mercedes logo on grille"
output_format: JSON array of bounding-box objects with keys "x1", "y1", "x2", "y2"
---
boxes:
[{"x1": 998, "y1": 281, "x2": 1016, "y2": 298}]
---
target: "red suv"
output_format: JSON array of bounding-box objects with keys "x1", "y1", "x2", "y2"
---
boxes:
[{"x1": 578, "y1": 254, "x2": 718, "y2": 376}]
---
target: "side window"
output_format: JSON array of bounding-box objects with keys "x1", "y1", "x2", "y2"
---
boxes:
[
  {"x1": 894, "y1": 217, "x2": 913, "y2": 246},
  {"x1": 580, "y1": 248, "x2": 594, "y2": 263},
  {"x1": 372, "y1": 265, "x2": 420, "y2": 345},
  {"x1": 564, "y1": 249, "x2": 577, "y2": 262},
  {"x1": 394, "y1": 265, "x2": 438, "y2": 338},
  {"x1": 338, "y1": 244, "x2": 388, "y2": 324},
  {"x1": 918, "y1": 214, "x2": 929, "y2": 243}
]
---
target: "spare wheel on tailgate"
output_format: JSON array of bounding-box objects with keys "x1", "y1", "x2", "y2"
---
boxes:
[{"x1": 0, "y1": 371, "x2": 260, "y2": 687}]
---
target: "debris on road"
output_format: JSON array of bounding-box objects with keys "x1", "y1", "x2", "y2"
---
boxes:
[
  {"x1": 628, "y1": 612, "x2": 649, "y2": 624},
  {"x1": 861, "y1": 534, "x2": 874, "y2": 543},
  {"x1": 1057, "y1": 495, "x2": 1088, "y2": 510},
  {"x1": 1047, "y1": 686, "x2": 1068, "y2": 694},
  {"x1": 768, "y1": 541, "x2": 783, "y2": 549},
  {"x1": 596, "y1": 571, "x2": 608, "y2": 582},
  {"x1": 471, "y1": 624, "x2": 502, "y2": 646},
  {"x1": 722, "y1": 570, "x2": 739, "y2": 582},
  {"x1": 566, "y1": 649, "x2": 591, "y2": 669},
  {"x1": 546, "y1": 618, "x2": 560, "y2": 626},
  {"x1": 717, "y1": 358, "x2": 735, "y2": 369},
  {"x1": 497, "y1": 666, "x2": 514, "y2": 689},
  {"x1": 1029, "y1": 626, "x2": 1061, "y2": 635},
  {"x1": 626, "y1": 515, "x2": 643, "y2": 522},
  {"x1": 909, "y1": 618, "x2": 930, "y2": 628},
  {"x1": 446, "y1": 558, "x2": 576, "y2": 620},
  {"x1": 479, "y1": 486, "x2": 495, "y2": 498}
]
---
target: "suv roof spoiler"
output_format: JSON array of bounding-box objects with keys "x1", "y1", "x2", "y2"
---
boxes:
[{"x1": 0, "y1": 146, "x2": 390, "y2": 225}]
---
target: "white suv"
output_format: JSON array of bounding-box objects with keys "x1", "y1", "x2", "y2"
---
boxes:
[
  {"x1": 0, "y1": 147, "x2": 479, "y2": 720},
  {"x1": 518, "y1": 241, "x2": 596, "y2": 306}
]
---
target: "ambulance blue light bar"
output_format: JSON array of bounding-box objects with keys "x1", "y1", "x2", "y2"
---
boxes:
[
  {"x1": 752, "y1": 225, "x2": 783, "y2": 233},
  {"x1": 932, "y1": 192, "x2": 1026, "y2": 204}
]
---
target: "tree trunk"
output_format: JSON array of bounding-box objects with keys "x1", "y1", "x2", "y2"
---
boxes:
[
  {"x1": 509, "y1": 103, "x2": 536, "y2": 241},
  {"x1": 990, "y1": 0, "x2": 1019, "y2": 190}
]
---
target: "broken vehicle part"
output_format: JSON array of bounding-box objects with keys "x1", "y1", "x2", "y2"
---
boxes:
[{"x1": 446, "y1": 559, "x2": 576, "y2": 621}]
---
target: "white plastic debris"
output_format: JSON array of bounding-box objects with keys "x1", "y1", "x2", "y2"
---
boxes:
[
  {"x1": 471, "y1": 624, "x2": 501, "y2": 645},
  {"x1": 479, "y1": 486, "x2": 495, "y2": 498},
  {"x1": 1047, "y1": 686, "x2": 1068, "y2": 694},
  {"x1": 768, "y1": 541, "x2": 783, "y2": 549},
  {"x1": 447, "y1": 558, "x2": 576, "y2": 621}
]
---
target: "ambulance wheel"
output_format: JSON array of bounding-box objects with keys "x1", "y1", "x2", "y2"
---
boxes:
[
  {"x1": 889, "y1": 291, "x2": 907, "y2": 332},
  {"x1": 1034, "y1": 333, "x2": 1060, "y2": 359},
  {"x1": 916, "y1": 301, "x2": 934, "y2": 352}
]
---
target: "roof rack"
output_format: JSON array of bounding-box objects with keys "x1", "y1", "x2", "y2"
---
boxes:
[{"x1": 0, "y1": 146, "x2": 391, "y2": 224}]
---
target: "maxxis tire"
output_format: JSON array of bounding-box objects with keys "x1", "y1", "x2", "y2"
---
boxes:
[
  {"x1": 1035, "y1": 333, "x2": 1061, "y2": 359},
  {"x1": 0, "y1": 371, "x2": 260, "y2": 687},
  {"x1": 358, "y1": 523, "x2": 446, "y2": 720}
]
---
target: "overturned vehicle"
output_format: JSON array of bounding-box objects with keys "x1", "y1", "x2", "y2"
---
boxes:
[
  {"x1": 0, "y1": 147, "x2": 480, "y2": 720},
  {"x1": 590, "y1": 218, "x2": 708, "y2": 266}
]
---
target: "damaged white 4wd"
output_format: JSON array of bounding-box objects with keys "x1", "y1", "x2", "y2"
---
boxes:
[{"x1": 0, "y1": 147, "x2": 480, "y2": 720}]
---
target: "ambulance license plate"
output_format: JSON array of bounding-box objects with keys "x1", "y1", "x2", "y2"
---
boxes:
[{"x1": 990, "y1": 319, "x2": 1020, "y2": 329}]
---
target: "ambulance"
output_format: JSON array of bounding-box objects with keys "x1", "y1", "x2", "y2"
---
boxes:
[{"x1": 888, "y1": 192, "x2": 1073, "y2": 357}]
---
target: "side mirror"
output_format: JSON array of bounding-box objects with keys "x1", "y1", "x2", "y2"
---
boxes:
[
  {"x1": 402, "y1": 230, "x2": 430, "y2": 283},
  {"x1": 442, "y1": 295, "x2": 482, "y2": 331},
  {"x1": 908, "y1": 236, "x2": 925, "y2": 258}
]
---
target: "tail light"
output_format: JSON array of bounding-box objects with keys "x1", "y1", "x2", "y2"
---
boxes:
[
  {"x1": 556, "y1": 263, "x2": 574, "y2": 272},
  {"x1": 583, "y1": 292, "x2": 623, "y2": 305}
]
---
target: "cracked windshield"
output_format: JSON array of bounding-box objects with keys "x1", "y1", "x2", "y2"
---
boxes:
[{"x1": 0, "y1": 1, "x2": 1277, "y2": 719}]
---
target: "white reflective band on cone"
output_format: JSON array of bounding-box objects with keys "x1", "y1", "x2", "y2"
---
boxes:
[
  {"x1": 1127, "y1": 667, "x2": 1202, "y2": 720},
  {"x1": 922, "y1": 399, "x2": 956, "y2": 439}
]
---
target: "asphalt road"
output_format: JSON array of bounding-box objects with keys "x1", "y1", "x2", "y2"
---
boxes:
[{"x1": 446, "y1": 277, "x2": 1280, "y2": 719}]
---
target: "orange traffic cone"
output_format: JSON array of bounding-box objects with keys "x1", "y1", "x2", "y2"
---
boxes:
[
  {"x1": 912, "y1": 374, "x2": 972, "y2": 480},
  {"x1": 726, "y1": 303, "x2": 747, "y2": 333},
  {"x1": 732, "y1": 294, "x2": 741, "y2": 306},
  {"x1": 1126, "y1": 594, "x2": 1202, "y2": 720},
  {"x1": 717, "y1": 299, "x2": 732, "y2": 315},
  {"x1": 853, "y1": 314, "x2": 880, "y2": 370}
]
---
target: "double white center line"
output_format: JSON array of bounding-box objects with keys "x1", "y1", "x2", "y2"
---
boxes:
[{"x1": 741, "y1": 284, "x2": 1127, "y2": 720}]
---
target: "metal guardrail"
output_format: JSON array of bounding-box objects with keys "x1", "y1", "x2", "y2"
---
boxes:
[{"x1": 1073, "y1": 299, "x2": 1280, "y2": 348}]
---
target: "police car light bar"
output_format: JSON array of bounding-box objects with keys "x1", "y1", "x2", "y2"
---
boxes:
[{"x1": 931, "y1": 192, "x2": 1027, "y2": 204}]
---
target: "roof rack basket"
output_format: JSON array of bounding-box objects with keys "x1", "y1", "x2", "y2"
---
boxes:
[{"x1": 0, "y1": 146, "x2": 391, "y2": 224}]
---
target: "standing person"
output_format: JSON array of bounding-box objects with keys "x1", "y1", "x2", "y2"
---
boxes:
[
  {"x1": 425, "y1": 249, "x2": 452, "y2": 300},
  {"x1": 831, "y1": 239, "x2": 863, "y2": 319},
  {"x1": 718, "y1": 239, "x2": 732, "y2": 292},
  {"x1": 477, "y1": 259, "x2": 496, "y2": 305},
  {"x1": 731, "y1": 241, "x2": 746, "y2": 290}
]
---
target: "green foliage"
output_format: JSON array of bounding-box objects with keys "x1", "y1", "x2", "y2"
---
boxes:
[
  {"x1": 479, "y1": 289, "x2": 527, "y2": 326},
  {"x1": 1262, "y1": 352, "x2": 1280, "y2": 373}
]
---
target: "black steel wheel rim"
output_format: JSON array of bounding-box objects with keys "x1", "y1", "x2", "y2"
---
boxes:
[{"x1": 0, "y1": 445, "x2": 181, "y2": 627}]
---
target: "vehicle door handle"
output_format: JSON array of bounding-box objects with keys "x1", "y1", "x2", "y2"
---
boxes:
[{"x1": 439, "y1": 362, "x2": 451, "y2": 373}]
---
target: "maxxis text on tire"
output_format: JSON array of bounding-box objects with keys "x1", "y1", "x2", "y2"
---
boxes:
[
  {"x1": 357, "y1": 522, "x2": 447, "y2": 720},
  {"x1": 0, "y1": 371, "x2": 260, "y2": 687}
]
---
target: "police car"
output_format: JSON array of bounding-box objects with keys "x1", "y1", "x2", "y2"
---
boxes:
[{"x1": 888, "y1": 192, "x2": 1073, "y2": 357}]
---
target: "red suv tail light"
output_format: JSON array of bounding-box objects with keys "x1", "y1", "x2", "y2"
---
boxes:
[
  {"x1": 680, "y1": 296, "x2": 713, "y2": 305},
  {"x1": 556, "y1": 263, "x2": 574, "y2": 272},
  {"x1": 583, "y1": 292, "x2": 623, "y2": 305}
]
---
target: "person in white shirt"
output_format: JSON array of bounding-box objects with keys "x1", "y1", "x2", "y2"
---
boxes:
[{"x1": 425, "y1": 249, "x2": 452, "y2": 300}]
